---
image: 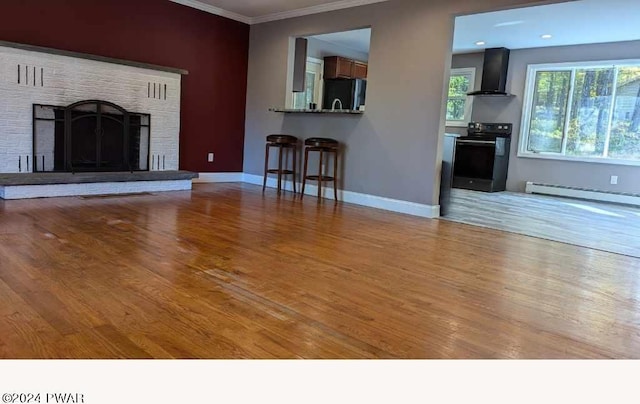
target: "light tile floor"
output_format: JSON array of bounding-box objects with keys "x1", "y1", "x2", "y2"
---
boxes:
[{"x1": 441, "y1": 189, "x2": 640, "y2": 258}]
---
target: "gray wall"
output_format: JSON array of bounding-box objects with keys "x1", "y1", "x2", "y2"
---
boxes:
[
  {"x1": 244, "y1": 0, "x2": 563, "y2": 206},
  {"x1": 470, "y1": 40, "x2": 640, "y2": 194},
  {"x1": 307, "y1": 37, "x2": 369, "y2": 62}
]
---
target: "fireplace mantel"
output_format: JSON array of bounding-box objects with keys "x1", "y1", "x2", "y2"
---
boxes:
[{"x1": 0, "y1": 40, "x2": 188, "y2": 76}]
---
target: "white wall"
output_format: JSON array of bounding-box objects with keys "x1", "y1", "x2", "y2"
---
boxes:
[{"x1": 0, "y1": 45, "x2": 181, "y2": 173}]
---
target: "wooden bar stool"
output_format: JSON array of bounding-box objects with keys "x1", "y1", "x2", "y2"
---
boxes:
[
  {"x1": 263, "y1": 134, "x2": 298, "y2": 194},
  {"x1": 301, "y1": 137, "x2": 339, "y2": 201}
]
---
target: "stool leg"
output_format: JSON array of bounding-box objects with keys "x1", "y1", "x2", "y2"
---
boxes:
[
  {"x1": 318, "y1": 149, "x2": 324, "y2": 200},
  {"x1": 333, "y1": 150, "x2": 338, "y2": 202},
  {"x1": 301, "y1": 147, "x2": 309, "y2": 199},
  {"x1": 292, "y1": 145, "x2": 297, "y2": 194},
  {"x1": 263, "y1": 143, "x2": 270, "y2": 192},
  {"x1": 277, "y1": 144, "x2": 283, "y2": 194}
]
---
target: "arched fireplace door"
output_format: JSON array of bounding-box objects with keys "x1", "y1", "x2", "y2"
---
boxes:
[{"x1": 33, "y1": 100, "x2": 150, "y2": 173}]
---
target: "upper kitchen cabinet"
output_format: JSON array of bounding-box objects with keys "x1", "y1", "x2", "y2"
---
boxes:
[
  {"x1": 352, "y1": 61, "x2": 368, "y2": 79},
  {"x1": 324, "y1": 56, "x2": 368, "y2": 79},
  {"x1": 325, "y1": 56, "x2": 353, "y2": 79}
]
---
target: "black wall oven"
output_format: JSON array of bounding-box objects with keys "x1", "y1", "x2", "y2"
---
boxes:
[{"x1": 452, "y1": 123, "x2": 512, "y2": 192}]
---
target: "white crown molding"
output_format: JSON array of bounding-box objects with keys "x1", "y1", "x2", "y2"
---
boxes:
[
  {"x1": 169, "y1": 0, "x2": 253, "y2": 24},
  {"x1": 250, "y1": 0, "x2": 389, "y2": 24},
  {"x1": 171, "y1": 0, "x2": 389, "y2": 25}
]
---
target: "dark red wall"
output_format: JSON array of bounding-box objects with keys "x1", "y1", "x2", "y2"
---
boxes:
[{"x1": 0, "y1": 0, "x2": 249, "y2": 172}]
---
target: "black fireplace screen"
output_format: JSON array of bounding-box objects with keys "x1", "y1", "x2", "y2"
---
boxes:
[{"x1": 33, "y1": 100, "x2": 150, "y2": 172}]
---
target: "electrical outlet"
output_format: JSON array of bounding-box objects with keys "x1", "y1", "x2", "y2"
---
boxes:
[
  {"x1": 208, "y1": 152, "x2": 214, "y2": 163},
  {"x1": 610, "y1": 175, "x2": 618, "y2": 185}
]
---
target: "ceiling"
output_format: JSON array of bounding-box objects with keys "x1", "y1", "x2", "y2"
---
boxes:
[
  {"x1": 454, "y1": 0, "x2": 640, "y2": 53},
  {"x1": 173, "y1": 0, "x2": 640, "y2": 50},
  {"x1": 170, "y1": 0, "x2": 389, "y2": 24},
  {"x1": 311, "y1": 28, "x2": 372, "y2": 55}
]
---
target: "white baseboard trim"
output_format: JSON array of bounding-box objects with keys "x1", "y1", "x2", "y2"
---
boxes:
[
  {"x1": 242, "y1": 173, "x2": 267, "y2": 185},
  {"x1": 525, "y1": 181, "x2": 640, "y2": 207},
  {"x1": 3, "y1": 171, "x2": 440, "y2": 217},
  {"x1": 194, "y1": 172, "x2": 244, "y2": 183},
  {"x1": 242, "y1": 173, "x2": 439, "y2": 218},
  {"x1": 341, "y1": 189, "x2": 440, "y2": 218},
  {"x1": 242, "y1": 173, "x2": 293, "y2": 191}
]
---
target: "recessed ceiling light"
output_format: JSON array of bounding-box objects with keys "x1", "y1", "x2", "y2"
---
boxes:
[
  {"x1": 475, "y1": 41, "x2": 486, "y2": 46},
  {"x1": 541, "y1": 34, "x2": 553, "y2": 39}
]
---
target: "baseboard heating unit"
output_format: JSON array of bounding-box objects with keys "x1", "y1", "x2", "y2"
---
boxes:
[{"x1": 525, "y1": 182, "x2": 640, "y2": 207}]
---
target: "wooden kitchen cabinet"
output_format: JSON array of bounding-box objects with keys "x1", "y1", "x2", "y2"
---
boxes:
[
  {"x1": 352, "y1": 61, "x2": 368, "y2": 79},
  {"x1": 324, "y1": 56, "x2": 367, "y2": 79},
  {"x1": 324, "y1": 56, "x2": 353, "y2": 79}
]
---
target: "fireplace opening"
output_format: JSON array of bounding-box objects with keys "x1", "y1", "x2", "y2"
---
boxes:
[{"x1": 33, "y1": 100, "x2": 150, "y2": 172}]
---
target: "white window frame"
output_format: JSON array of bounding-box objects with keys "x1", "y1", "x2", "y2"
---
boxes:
[
  {"x1": 518, "y1": 59, "x2": 640, "y2": 167},
  {"x1": 445, "y1": 67, "x2": 476, "y2": 127}
]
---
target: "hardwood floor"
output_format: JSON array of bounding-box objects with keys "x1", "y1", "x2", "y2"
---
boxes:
[
  {"x1": 443, "y1": 189, "x2": 640, "y2": 258},
  {"x1": 0, "y1": 183, "x2": 639, "y2": 358}
]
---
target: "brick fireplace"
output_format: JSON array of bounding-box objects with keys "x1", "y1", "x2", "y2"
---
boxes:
[{"x1": 0, "y1": 43, "x2": 194, "y2": 199}]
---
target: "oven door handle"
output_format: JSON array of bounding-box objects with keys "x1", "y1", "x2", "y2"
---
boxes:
[{"x1": 456, "y1": 139, "x2": 496, "y2": 145}]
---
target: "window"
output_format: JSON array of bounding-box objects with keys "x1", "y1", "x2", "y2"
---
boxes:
[
  {"x1": 446, "y1": 68, "x2": 475, "y2": 127},
  {"x1": 291, "y1": 58, "x2": 324, "y2": 109},
  {"x1": 520, "y1": 60, "x2": 640, "y2": 164}
]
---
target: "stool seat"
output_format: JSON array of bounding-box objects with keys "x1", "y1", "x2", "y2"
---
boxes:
[
  {"x1": 304, "y1": 137, "x2": 338, "y2": 148},
  {"x1": 267, "y1": 134, "x2": 298, "y2": 144},
  {"x1": 263, "y1": 134, "x2": 298, "y2": 194},
  {"x1": 301, "y1": 137, "x2": 340, "y2": 201}
]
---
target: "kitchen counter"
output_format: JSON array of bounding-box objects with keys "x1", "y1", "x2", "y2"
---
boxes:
[{"x1": 269, "y1": 108, "x2": 364, "y2": 114}]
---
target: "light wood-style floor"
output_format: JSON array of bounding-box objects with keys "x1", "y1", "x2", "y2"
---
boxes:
[
  {"x1": 1, "y1": 183, "x2": 639, "y2": 358},
  {"x1": 443, "y1": 189, "x2": 640, "y2": 258}
]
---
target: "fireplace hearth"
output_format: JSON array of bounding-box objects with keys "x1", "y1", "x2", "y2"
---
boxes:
[{"x1": 33, "y1": 100, "x2": 150, "y2": 173}]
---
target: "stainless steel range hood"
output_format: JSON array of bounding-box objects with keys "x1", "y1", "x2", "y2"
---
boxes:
[{"x1": 467, "y1": 47, "x2": 512, "y2": 96}]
